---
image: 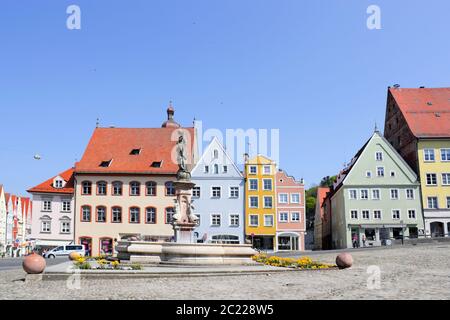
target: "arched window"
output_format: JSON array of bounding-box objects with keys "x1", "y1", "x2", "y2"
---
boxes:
[
  {"x1": 112, "y1": 181, "x2": 123, "y2": 196},
  {"x1": 129, "y1": 207, "x2": 140, "y2": 224},
  {"x1": 213, "y1": 149, "x2": 219, "y2": 159},
  {"x1": 130, "y1": 181, "x2": 141, "y2": 196},
  {"x1": 111, "y1": 207, "x2": 122, "y2": 223},
  {"x1": 97, "y1": 181, "x2": 107, "y2": 195},
  {"x1": 81, "y1": 181, "x2": 92, "y2": 195},
  {"x1": 81, "y1": 206, "x2": 91, "y2": 222},
  {"x1": 165, "y1": 207, "x2": 175, "y2": 224},
  {"x1": 146, "y1": 181, "x2": 157, "y2": 196},
  {"x1": 146, "y1": 207, "x2": 157, "y2": 224},
  {"x1": 165, "y1": 182, "x2": 175, "y2": 196},
  {"x1": 96, "y1": 206, "x2": 107, "y2": 223},
  {"x1": 214, "y1": 164, "x2": 219, "y2": 174}
]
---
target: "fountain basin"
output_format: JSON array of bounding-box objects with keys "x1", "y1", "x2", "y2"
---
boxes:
[{"x1": 117, "y1": 241, "x2": 257, "y2": 265}]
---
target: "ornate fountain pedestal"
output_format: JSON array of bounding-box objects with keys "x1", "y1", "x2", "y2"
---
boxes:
[{"x1": 172, "y1": 180, "x2": 198, "y2": 244}]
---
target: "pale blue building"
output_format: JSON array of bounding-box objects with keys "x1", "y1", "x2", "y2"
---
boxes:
[{"x1": 191, "y1": 137, "x2": 245, "y2": 244}]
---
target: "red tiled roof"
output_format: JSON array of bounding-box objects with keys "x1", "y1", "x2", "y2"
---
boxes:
[
  {"x1": 75, "y1": 127, "x2": 195, "y2": 174},
  {"x1": 5, "y1": 193, "x2": 11, "y2": 205},
  {"x1": 27, "y1": 168, "x2": 75, "y2": 195},
  {"x1": 317, "y1": 187, "x2": 330, "y2": 209},
  {"x1": 389, "y1": 87, "x2": 450, "y2": 138},
  {"x1": 11, "y1": 195, "x2": 18, "y2": 211}
]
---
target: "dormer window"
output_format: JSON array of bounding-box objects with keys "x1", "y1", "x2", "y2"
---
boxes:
[
  {"x1": 151, "y1": 161, "x2": 162, "y2": 168},
  {"x1": 130, "y1": 149, "x2": 141, "y2": 155},
  {"x1": 99, "y1": 160, "x2": 112, "y2": 168},
  {"x1": 54, "y1": 180, "x2": 64, "y2": 189}
]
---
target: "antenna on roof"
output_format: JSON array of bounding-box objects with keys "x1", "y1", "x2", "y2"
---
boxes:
[
  {"x1": 96, "y1": 118, "x2": 100, "y2": 128},
  {"x1": 374, "y1": 122, "x2": 379, "y2": 133}
]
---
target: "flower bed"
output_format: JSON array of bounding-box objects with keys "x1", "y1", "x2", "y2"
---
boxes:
[
  {"x1": 252, "y1": 254, "x2": 336, "y2": 270},
  {"x1": 73, "y1": 257, "x2": 143, "y2": 271}
]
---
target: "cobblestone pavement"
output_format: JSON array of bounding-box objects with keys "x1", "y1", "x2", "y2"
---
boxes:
[{"x1": 1, "y1": 244, "x2": 449, "y2": 300}]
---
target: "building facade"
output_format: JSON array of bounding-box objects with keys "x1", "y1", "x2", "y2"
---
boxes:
[
  {"x1": 313, "y1": 187, "x2": 329, "y2": 250},
  {"x1": 330, "y1": 131, "x2": 424, "y2": 249},
  {"x1": 73, "y1": 107, "x2": 198, "y2": 256},
  {"x1": 244, "y1": 155, "x2": 277, "y2": 250},
  {"x1": 191, "y1": 137, "x2": 245, "y2": 244},
  {"x1": 384, "y1": 87, "x2": 450, "y2": 238},
  {"x1": 0, "y1": 186, "x2": 6, "y2": 255},
  {"x1": 275, "y1": 170, "x2": 305, "y2": 251},
  {"x1": 5, "y1": 193, "x2": 13, "y2": 256},
  {"x1": 28, "y1": 168, "x2": 75, "y2": 251}
]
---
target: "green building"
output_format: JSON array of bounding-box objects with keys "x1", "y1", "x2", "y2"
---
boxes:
[{"x1": 330, "y1": 130, "x2": 424, "y2": 249}]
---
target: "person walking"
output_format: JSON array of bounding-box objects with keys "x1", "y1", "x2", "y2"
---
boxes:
[
  {"x1": 352, "y1": 234, "x2": 358, "y2": 248},
  {"x1": 362, "y1": 234, "x2": 367, "y2": 247}
]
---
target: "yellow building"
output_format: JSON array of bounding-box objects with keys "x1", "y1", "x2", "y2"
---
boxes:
[
  {"x1": 384, "y1": 87, "x2": 450, "y2": 238},
  {"x1": 244, "y1": 155, "x2": 277, "y2": 250},
  {"x1": 417, "y1": 140, "x2": 450, "y2": 236}
]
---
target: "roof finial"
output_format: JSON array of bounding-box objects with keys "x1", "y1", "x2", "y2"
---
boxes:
[
  {"x1": 374, "y1": 121, "x2": 379, "y2": 133},
  {"x1": 162, "y1": 102, "x2": 180, "y2": 128},
  {"x1": 96, "y1": 118, "x2": 100, "y2": 128}
]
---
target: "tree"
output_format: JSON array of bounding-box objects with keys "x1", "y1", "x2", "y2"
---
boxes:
[{"x1": 320, "y1": 175, "x2": 336, "y2": 188}]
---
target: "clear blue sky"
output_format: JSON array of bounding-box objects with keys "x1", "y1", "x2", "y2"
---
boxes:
[{"x1": 1, "y1": 0, "x2": 450, "y2": 195}]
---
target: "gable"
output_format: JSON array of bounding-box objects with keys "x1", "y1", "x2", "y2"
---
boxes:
[
  {"x1": 343, "y1": 132, "x2": 418, "y2": 186},
  {"x1": 191, "y1": 137, "x2": 243, "y2": 178}
]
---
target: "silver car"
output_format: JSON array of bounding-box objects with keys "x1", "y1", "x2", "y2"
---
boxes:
[{"x1": 43, "y1": 245, "x2": 85, "y2": 259}]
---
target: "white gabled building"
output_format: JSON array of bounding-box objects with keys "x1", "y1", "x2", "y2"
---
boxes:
[
  {"x1": 191, "y1": 137, "x2": 245, "y2": 244},
  {"x1": 28, "y1": 168, "x2": 75, "y2": 251}
]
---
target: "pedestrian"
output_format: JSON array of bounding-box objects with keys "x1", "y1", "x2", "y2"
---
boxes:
[
  {"x1": 352, "y1": 234, "x2": 358, "y2": 248},
  {"x1": 362, "y1": 234, "x2": 366, "y2": 247}
]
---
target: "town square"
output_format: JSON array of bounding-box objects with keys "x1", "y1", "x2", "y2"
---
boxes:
[{"x1": 1, "y1": 0, "x2": 450, "y2": 307}]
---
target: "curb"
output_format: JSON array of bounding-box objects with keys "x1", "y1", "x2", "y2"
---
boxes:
[{"x1": 34, "y1": 267, "x2": 339, "y2": 282}]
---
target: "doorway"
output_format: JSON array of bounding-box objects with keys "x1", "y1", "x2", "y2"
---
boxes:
[
  {"x1": 100, "y1": 238, "x2": 113, "y2": 256},
  {"x1": 79, "y1": 237, "x2": 92, "y2": 256},
  {"x1": 278, "y1": 234, "x2": 299, "y2": 251},
  {"x1": 430, "y1": 222, "x2": 444, "y2": 237}
]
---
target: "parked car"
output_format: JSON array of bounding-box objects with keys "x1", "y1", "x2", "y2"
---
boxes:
[{"x1": 43, "y1": 245, "x2": 85, "y2": 259}]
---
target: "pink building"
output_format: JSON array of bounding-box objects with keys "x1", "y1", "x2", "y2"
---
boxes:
[{"x1": 275, "y1": 170, "x2": 306, "y2": 251}]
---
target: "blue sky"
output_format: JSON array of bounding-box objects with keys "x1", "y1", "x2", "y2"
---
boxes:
[{"x1": 1, "y1": 0, "x2": 450, "y2": 195}]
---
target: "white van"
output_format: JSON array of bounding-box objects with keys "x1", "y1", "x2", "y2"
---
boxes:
[{"x1": 43, "y1": 245, "x2": 85, "y2": 259}]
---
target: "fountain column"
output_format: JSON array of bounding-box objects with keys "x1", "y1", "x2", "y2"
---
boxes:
[{"x1": 171, "y1": 133, "x2": 199, "y2": 243}]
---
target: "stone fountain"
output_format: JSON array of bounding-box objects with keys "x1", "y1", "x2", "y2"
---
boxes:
[{"x1": 117, "y1": 132, "x2": 257, "y2": 265}]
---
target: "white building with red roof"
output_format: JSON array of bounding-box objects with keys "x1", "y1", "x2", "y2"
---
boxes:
[
  {"x1": 28, "y1": 168, "x2": 76, "y2": 251},
  {"x1": 73, "y1": 107, "x2": 199, "y2": 256}
]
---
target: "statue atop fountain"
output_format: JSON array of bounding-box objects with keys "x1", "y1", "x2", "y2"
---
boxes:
[{"x1": 171, "y1": 132, "x2": 198, "y2": 243}]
